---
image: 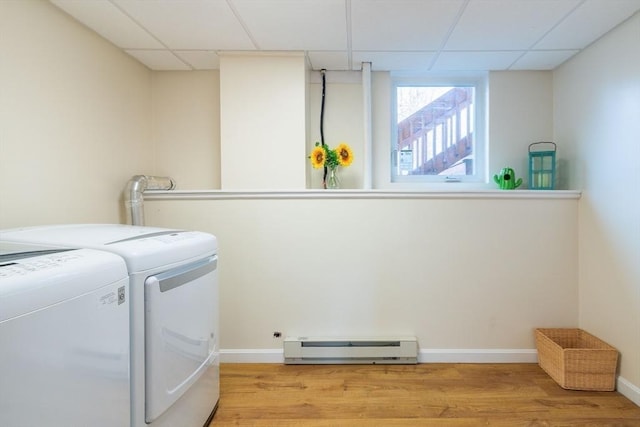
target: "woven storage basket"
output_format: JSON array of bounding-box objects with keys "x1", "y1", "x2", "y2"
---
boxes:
[{"x1": 535, "y1": 328, "x2": 619, "y2": 391}]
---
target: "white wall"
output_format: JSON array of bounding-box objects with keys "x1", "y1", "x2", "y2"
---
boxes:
[
  {"x1": 151, "y1": 71, "x2": 221, "y2": 189},
  {"x1": 219, "y1": 53, "x2": 307, "y2": 190},
  {"x1": 308, "y1": 72, "x2": 364, "y2": 189},
  {"x1": 147, "y1": 66, "x2": 578, "y2": 361},
  {"x1": 488, "y1": 72, "x2": 554, "y2": 188},
  {"x1": 0, "y1": 0, "x2": 153, "y2": 228},
  {"x1": 144, "y1": 58, "x2": 578, "y2": 363},
  {"x1": 307, "y1": 71, "x2": 554, "y2": 190},
  {"x1": 148, "y1": 65, "x2": 554, "y2": 195},
  {"x1": 145, "y1": 195, "x2": 579, "y2": 355},
  {"x1": 554, "y1": 12, "x2": 640, "y2": 395}
]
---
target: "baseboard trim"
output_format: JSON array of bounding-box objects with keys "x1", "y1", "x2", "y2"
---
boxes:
[
  {"x1": 220, "y1": 348, "x2": 538, "y2": 364},
  {"x1": 617, "y1": 376, "x2": 640, "y2": 407},
  {"x1": 220, "y1": 349, "x2": 284, "y2": 363},
  {"x1": 419, "y1": 349, "x2": 538, "y2": 363}
]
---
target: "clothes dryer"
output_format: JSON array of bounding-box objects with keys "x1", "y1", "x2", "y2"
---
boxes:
[
  {"x1": 1, "y1": 225, "x2": 220, "y2": 427},
  {"x1": 0, "y1": 241, "x2": 130, "y2": 427}
]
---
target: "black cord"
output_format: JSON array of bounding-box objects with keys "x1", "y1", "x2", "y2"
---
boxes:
[
  {"x1": 320, "y1": 69, "x2": 327, "y2": 187},
  {"x1": 320, "y1": 69, "x2": 326, "y2": 145}
]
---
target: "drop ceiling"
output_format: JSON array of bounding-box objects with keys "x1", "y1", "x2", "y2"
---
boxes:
[{"x1": 50, "y1": 0, "x2": 640, "y2": 71}]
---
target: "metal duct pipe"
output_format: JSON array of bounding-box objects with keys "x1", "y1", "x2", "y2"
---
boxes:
[{"x1": 124, "y1": 175, "x2": 175, "y2": 226}]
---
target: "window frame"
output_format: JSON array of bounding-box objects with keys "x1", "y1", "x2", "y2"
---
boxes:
[{"x1": 390, "y1": 72, "x2": 488, "y2": 185}]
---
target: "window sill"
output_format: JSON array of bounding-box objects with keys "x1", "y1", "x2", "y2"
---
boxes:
[{"x1": 143, "y1": 189, "x2": 581, "y2": 201}]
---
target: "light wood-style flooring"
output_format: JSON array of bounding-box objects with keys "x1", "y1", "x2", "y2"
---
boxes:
[{"x1": 210, "y1": 363, "x2": 640, "y2": 426}]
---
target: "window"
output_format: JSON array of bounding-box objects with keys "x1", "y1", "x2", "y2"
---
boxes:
[{"x1": 391, "y1": 73, "x2": 487, "y2": 184}]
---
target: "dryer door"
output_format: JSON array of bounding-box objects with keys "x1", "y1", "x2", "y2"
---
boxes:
[{"x1": 144, "y1": 255, "x2": 218, "y2": 423}]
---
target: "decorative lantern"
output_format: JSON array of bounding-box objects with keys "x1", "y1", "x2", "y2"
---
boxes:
[{"x1": 528, "y1": 142, "x2": 556, "y2": 190}]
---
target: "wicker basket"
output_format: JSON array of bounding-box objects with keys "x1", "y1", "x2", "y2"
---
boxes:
[{"x1": 535, "y1": 328, "x2": 619, "y2": 391}]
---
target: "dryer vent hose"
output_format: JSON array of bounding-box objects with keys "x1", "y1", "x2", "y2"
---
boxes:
[{"x1": 124, "y1": 175, "x2": 175, "y2": 226}]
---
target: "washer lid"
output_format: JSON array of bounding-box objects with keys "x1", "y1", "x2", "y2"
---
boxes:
[
  {"x1": 0, "y1": 241, "x2": 74, "y2": 261},
  {"x1": 1, "y1": 224, "x2": 217, "y2": 273},
  {"x1": 0, "y1": 242, "x2": 129, "y2": 322},
  {"x1": 1, "y1": 224, "x2": 180, "y2": 245}
]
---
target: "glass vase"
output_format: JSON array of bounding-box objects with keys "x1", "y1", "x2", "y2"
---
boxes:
[{"x1": 326, "y1": 167, "x2": 339, "y2": 189}]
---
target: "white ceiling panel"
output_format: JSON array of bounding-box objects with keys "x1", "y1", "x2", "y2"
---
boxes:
[
  {"x1": 432, "y1": 51, "x2": 524, "y2": 70},
  {"x1": 351, "y1": 0, "x2": 466, "y2": 51},
  {"x1": 231, "y1": 0, "x2": 347, "y2": 50},
  {"x1": 112, "y1": 0, "x2": 255, "y2": 50},
  {"x1": 510, "y1": 50, "x2": 579, "y2": 70},
  {"x1": 445, "y1": 0, "x2": 582, "y2": 50},
  {"x1": 51, "y1": 0, "x2": 163, "y2": 49},
  {"x1": 534, "y1": 0, "x2": 640, "y2": 49},
  {"x1": 307, "y1": 51, "x2": 350, "y2": 71},
  {"x1": 125, "y1": 50, "x2": 191, "y2": 70},
  {"x1": 352, "y1": 51, "x2": 437, "y2": 71},
  {"x1": 174, "y1": 51, "x2": 220, "y2": 70},
  {"x1": 48, "y1": 0, "x2": 639, "y2": 71}
]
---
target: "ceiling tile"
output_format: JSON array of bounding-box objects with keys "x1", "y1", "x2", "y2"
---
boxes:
[
  {"x1": 510, "y1": 50, "x2": 579, "y2": 70},
  {"x1": 51, "y1": 0, "x2": 163, "y2": 49},
  {"x1": 444, "y1": 0, "x2": 582, "y2": 50},
  {"x1": 309, "y1": 70, "x2": 363, "y2": 84},
  {"x1": 125, "y1": 50, "x2": 191, "y2": 70},
  {"x1": 352, "y1": 51, "x2": 437, "y2": 71},
  {"x1": 351, "y1": 0, "x2": 466, "y2": 51},
  {"x1": 48, "y1": 0, "x2": 638, "y2": 71},
  {"x1": 432, "y1": 51, "x2": 524, "y2": 70},
  {"x1": 307, "y1": 51, "x2": 350, "y2": 71},
  {"x1": 534, "y1": 0, "x2": 640, "y2": 49},
  {"x1": 174, "y1": 51, "x2": 220, "y2": 70},
  {"x1": 231, "y1": 0, "x2": 347, "y2": 50},
  {"x1": 112, "y1": 0, "x2": 255, "y2": 50}
]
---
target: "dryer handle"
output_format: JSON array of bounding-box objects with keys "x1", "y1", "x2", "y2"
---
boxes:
[{"x1": 151, "y1": 256, "x2": 217, "y2": 293}]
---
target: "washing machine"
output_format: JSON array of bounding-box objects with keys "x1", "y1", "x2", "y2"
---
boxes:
[
  {"x1": 1, "y1": 224, "x2": 220, "y2": 427},
  {"x1": 0, "y1": 241, "x2": 130, "y2": 427}
]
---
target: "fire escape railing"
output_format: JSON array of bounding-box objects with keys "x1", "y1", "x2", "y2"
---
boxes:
[{"x1": 397, "y1": 87, "x2": 474, "y2": 176}]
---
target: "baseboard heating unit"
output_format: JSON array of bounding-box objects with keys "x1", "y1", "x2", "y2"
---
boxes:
[{"x1": 283, "y1": 336, "x2": 418, "y2": 364}]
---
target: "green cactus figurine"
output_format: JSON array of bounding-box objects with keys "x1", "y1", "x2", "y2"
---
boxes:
[{"x1": 493, "y1": 167, "x2": 522, "y2": 190}]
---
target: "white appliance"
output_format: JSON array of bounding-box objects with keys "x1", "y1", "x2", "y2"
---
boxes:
[
  {"x1": 0, "y1": 241, "x2": 130, "y2": 427},
  {"x1": 2, "y1": 225, "x2": 220, "y2": 427}
]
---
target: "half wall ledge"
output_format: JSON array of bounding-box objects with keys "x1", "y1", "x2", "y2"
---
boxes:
[{"x1": 143, "y1": 189, "x2": 582, "y2": 201}]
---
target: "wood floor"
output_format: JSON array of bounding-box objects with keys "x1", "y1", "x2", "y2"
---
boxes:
[{"x1": 209, "y1": 363, "x2": 640, "y2": 426}]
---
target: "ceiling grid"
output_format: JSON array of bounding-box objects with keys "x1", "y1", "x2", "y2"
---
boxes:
[{"x1": 49, "y1": 0, "x2": 640, "y2": 71}]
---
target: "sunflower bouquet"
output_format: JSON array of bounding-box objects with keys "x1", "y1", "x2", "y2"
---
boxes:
[
  {"x1": 309, "y1": 142, "x2": 354, "y2": 170},
  {"x1": 309, "y1": 142, "x2": 354, "y2": 189}
]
